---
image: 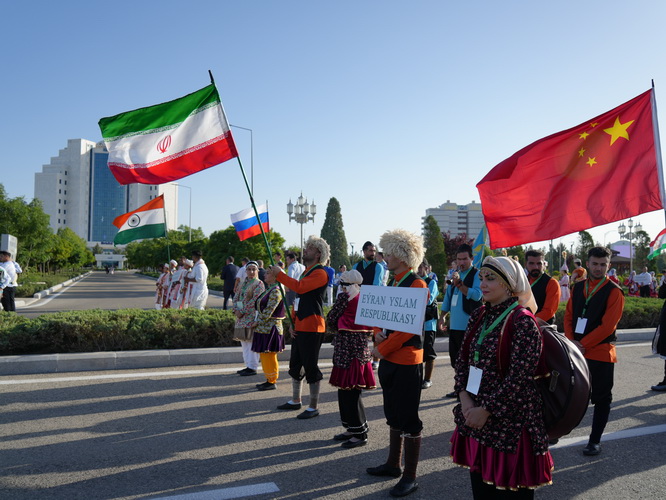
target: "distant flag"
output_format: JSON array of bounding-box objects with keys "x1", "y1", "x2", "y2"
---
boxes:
[
  {"x1": 113, "y1": 195, "x2": 166, "y2": 245},
  {"x1": 477, "y1": 89, "x2": 663, "y2": 249},
  {"x1": 648, "y1": 228, "x2": 666, "y2": 260},
  {"x1": 472, "y1": 225, "x2": 489, "y2": 268},
  {"x1": 231, "y1": 204, "x2": 270, "y2": 241},
  {"x1": 99, "y1": 84, "x2": 238, "y2": 185}
]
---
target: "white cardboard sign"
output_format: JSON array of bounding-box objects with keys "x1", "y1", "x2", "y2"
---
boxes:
[{"x1": 354, "y1": 285, "x2": 428, "y2": 336}]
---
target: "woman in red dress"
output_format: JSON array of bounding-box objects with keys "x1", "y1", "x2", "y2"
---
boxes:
[{"x1": 450, "y1": 256, "x2": 553, "y2": 498}]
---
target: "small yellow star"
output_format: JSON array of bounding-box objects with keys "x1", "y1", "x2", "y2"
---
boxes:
[
  {"x1": 578, "y1": 147, "x2": 586, "y2": 157},
  {"x1": 590, "y1": 122, "x2": 599, "y2": 127},
  {"x1": 586, "y1": 157, "x2": 597, "y2": 167},
  {"x1": 579, "y1": 131, "x2": 590, "y2": 140},
  {"x1": 604, "y1": 116, "x2": 635, "y2": 145}
]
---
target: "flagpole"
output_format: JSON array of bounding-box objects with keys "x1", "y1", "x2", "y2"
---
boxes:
[
  {"x1": 208, "y1": 70, "x2": 293, "y2": 326},
  {"x1": 163, "y1": 196, "x2": 171, "y2": 263},
  {"x1": 651, "y1": 81, "x2": 666, "y2": 226}
]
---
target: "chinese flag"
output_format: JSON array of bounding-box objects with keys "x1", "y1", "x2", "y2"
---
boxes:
[{"x1": 477, "y1": 89, "x2": 663, "y2": 249}]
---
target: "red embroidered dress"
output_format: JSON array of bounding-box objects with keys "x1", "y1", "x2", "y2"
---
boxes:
[{"x1": 450, "y1": 297, "x2": 553, "y2": 490}]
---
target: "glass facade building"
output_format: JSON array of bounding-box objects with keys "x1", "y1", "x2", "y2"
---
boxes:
[{"x1": 89, "y1": 150, "x2": 128, "y2": 243}]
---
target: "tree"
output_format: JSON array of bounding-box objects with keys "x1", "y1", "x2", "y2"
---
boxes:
[
  {"x1": 320, "y1": 197, "x2": 350, "y2": 269},
  {"x1": 51, "y1": 228, "x2": 94, "y2": 270},
  {"x1": 91, "y1": 243, "x2": 104, "y2": 255},
  {"x1": 177, "y1": 225, "x2": 206, "y2": 242},
  {"x1": 0, "y1": 184, "x2": 54, "y2": 269},
  {"x1": 442, "y1": 232, "x2": 474, "y2": 265},
  {"x1": 422, "y1": 215, "x2": 446, "y2": 280},
  {"x1": 576, "y1": 230, "x2": 597, "y2": 261},
  {"x1": 495, "y1": 245, "x2": 525, "y2": 265},
  {"x1": 633, "y1": 229, "x2": 652, "y2": 270},
  {"x1": 206, "y1": 227, "x2": 285, "y2": 275}
]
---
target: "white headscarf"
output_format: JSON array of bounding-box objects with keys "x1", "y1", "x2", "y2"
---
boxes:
[
  {"x1": 481, "y1": 256, "x2": 537, "y2": 313},
  {"x1": 339, "y1": 269, "x2": 363, "y2": 300}
]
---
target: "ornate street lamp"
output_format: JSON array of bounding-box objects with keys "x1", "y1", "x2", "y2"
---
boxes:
[
  {"x1": 287, "y1": 192, "x2": 317, "y2": 258},
  {"x1": 618, "y1": 218, "x2": 642, "y2": 275}
]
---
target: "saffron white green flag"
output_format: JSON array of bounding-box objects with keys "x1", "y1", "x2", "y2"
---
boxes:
[
  {"x1": 99, "y1": 84, "x2": 238, "y2": 185},
  {"x1": 648, "y1": 228, "x2": 666, "y2": 260},
  {"x1": 113, "y1": 195, "x2": 167, "y2": 245}
]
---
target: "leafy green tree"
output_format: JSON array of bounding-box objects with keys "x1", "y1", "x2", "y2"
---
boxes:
[
  {"x1": 0, "y1": 184, "x2": 54, "y2": 269},
  {"x1": 320, "y1": 197, "x2": 350, "y2": 269},
  {"x1": 51, "y1": 228, "x2": 93, "y2": 270},
  {"x1": 176, "y1": 225, "x2": 206, "y2": 242},
  {"x1": 633, "y1": 229, "x2": 652, "y2": 270},
  {"x1": 442, "y1": 232, "x2": 474, "y2": 265},
  {"x1": 496, "y1": 245, "x2": 526, "y2": 265},
  {"x1": 205, "y1": 226, "x2": 285, "y2": 275},
  {"x1": 576, "y1": 230, "x2": 597, "y2": 261},
  {"x1": 422, "y1": 215, "x2": 446, "y2": 280}
]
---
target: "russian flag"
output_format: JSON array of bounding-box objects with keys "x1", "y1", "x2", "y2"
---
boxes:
[{"x1": 230, "y1": 204, "x2": 270, "y2": 241}]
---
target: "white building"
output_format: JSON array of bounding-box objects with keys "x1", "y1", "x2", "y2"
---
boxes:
[
  {"x1": 423, "y1": 200, "x2": 485, "y2": 238},
  {"x1": 34, "y1": 139, "x2": 178, "y2": 246}
]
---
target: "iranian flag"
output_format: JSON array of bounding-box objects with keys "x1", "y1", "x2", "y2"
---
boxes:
[
  {"x1": 648, "y1": 228, "x2": 666, "y2": 260},
  {"x1": 99, "y1": 84, "x2": 238, "y2": 185},
  {"x1": 113, "y1": 195, "x2": 167, "y2": 245}
]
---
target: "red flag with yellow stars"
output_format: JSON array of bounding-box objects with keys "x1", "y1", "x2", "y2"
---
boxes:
[{"x1": 477, "y1": 89, "x2": 663, "y2": 249}]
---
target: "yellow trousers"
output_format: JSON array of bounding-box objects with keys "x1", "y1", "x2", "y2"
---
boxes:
[{"x1": 260, "y1": 352, "x2": 279, "y2": 384}]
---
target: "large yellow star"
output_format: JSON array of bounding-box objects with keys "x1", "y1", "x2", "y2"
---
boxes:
[
  {"x1": 586, "y1": 157, "x2": 597, "y2": 167},
  {"x1": 604, "y1": 116, "x2": 634, "y2": 145}
]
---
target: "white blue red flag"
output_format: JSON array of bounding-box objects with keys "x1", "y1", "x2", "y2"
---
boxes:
[{"x1": 230, "y1": 204, "x2": 270, "y2": 241}]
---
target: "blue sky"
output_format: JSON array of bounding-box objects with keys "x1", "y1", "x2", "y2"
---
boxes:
[{"x1": 2, "y1": 1, "x2": 666, "y2": 260}]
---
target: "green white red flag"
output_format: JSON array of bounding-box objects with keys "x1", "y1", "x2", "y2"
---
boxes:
[
  {"x1": 98, "y1": 84, "x2": 238, "y2": 185},
  {"x1": 648, "y1": 228, "x2": 666, "y2": 260},
  {"x1": 113, "y1": 195, "x2": 167, "y2": 245}
]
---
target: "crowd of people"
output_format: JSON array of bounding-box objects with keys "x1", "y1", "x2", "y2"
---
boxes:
[
  {"x1": 140, "y1": 237, "x2": 666, "y2": 497},
  {"x1": 152, "y1": 251, "x2": 209, "y2": 311}
]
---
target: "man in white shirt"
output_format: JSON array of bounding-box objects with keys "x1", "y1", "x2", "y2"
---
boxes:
[
  {"x1": 0, "y1": 251, "x2": 18, "y2": 312},
  {"x1": 285, "y1": 252, "x2": 305, "y2": 307},
  {"x1": 185, "y1": 250, "x2": 209, "y2": 310},
  {"x1": 635, "y1": 266, "x2": 652, "y2": 298}
]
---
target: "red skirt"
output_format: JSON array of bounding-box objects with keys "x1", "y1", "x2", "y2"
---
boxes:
[
  {"x1": 329, "y1": 358, "x2": 376, "y2": 390},
  {"x1": 450, "y1": 427, "x2": 553, "y2": 490}
]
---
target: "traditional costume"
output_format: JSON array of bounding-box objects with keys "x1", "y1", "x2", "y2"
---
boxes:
[{"x1": 450, "y1": 256, "x2": 553, "y2": 497}]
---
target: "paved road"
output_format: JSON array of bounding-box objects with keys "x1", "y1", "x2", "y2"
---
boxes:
[
  {"x1": 17, "y1": 271, "x2": 229, "y2": 319},
  {"x1": 1, "y1": 340, "x2": 664, "y2": 499}
]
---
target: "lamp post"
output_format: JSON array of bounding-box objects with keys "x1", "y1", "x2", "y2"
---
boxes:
[
  {"x1": 170, "y1": 183, "x2": 192, "y2": 242},
  {"x1": 230, "y1": 124, "x2": 253, "y2": 196},
  {"x1": 618, "y1": 218, "x2": 642, "y2": 275},
  {"x1": 287, "y1": 193, "x2": 316, "y2": 258}
]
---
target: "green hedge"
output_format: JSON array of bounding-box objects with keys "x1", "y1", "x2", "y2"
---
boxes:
[
  {"x1": 0, "y1": 309, "x2": 238, "y2": 355},
  {"x1": 0, "y1": 297, "x2": 660, "y2": 356},
  {"x1": 554, "y1": 296, "x2": 661, "y2": 331},
  {"x1": 15, "y1": 270, "x2": 86, "y2": 298}
]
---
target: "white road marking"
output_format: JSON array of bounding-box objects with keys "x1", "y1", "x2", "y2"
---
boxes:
[
  {"x1": 0, "y1": 363, "x2": 334, "y2": 385},
  {"x1": 551, "y1": 424, "x2": 666, "y2": 449},
  {"x1": 153, "y1": 482, "x2": 279, "y2": 499}
]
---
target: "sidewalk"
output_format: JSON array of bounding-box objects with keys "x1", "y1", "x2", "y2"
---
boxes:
[{"x1": 0, "y1": 329, "x2": 654, "y2": 376}]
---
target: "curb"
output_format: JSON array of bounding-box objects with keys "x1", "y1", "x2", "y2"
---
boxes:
[
  {"x1": 0, "y1": 329, "x2": 653, "y2": 376},
  {"x1": 15, "y1": 271, "x2": 93, "y2": 308}
]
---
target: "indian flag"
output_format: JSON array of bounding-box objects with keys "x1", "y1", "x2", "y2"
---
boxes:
[
  {"x1": 113, "y1": 195, "x2": 167, "y2": 245},
  {"x1": 99, "y1": 84, "x2": 238, "y2": 185},
  {"x1": 648, "y1": 228, "x2": 666, "y2": 260}
]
